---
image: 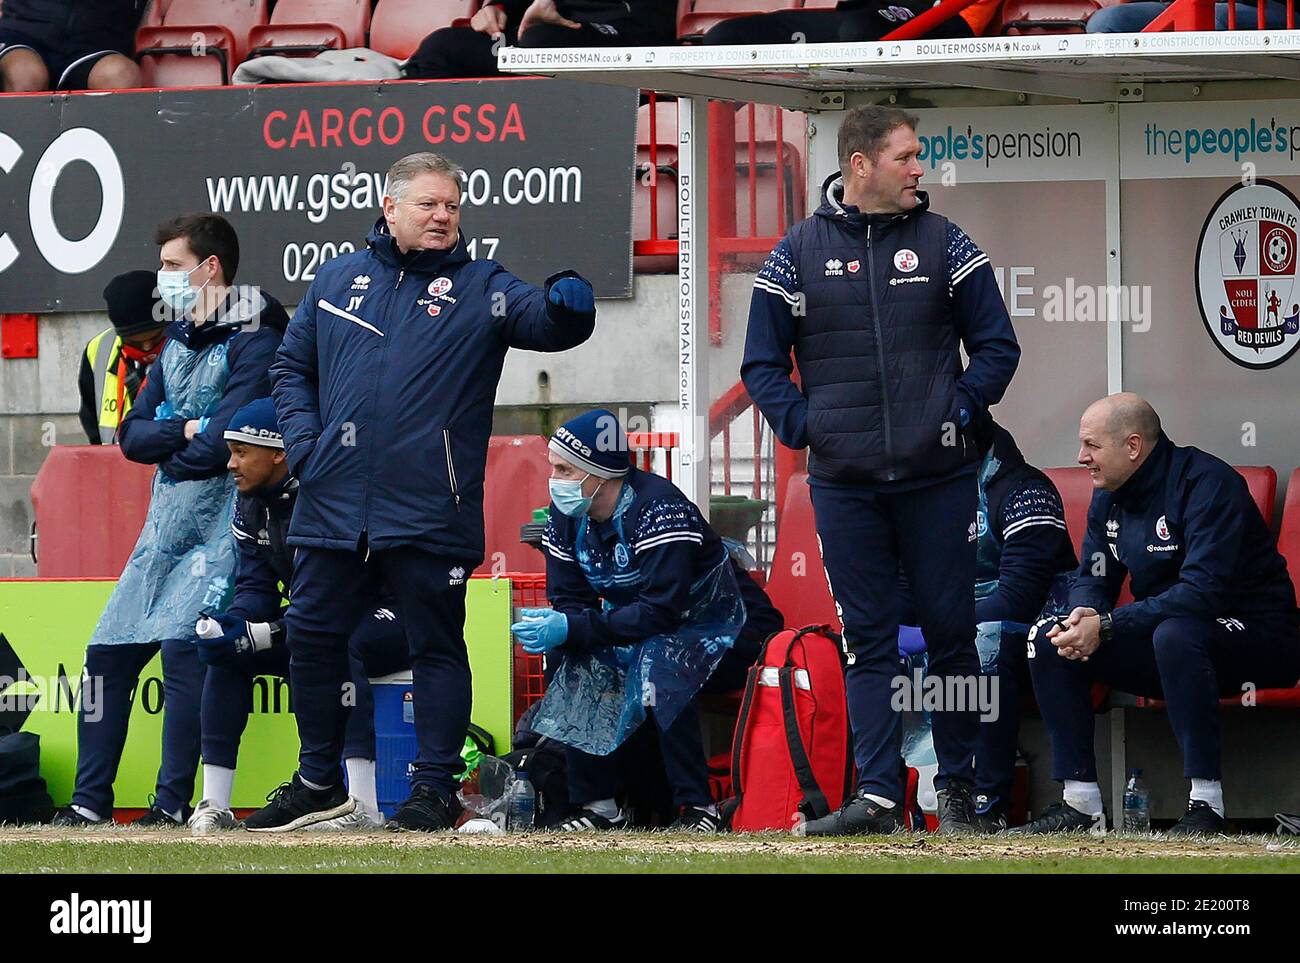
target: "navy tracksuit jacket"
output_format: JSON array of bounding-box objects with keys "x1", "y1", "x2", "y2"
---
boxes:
[
  {"x1": 742, "y1": 174, "x2": 1019, "y2": 802},
  {"x1": 270, "y1": 217, "x2": 595, "y2": 794},
  {"x1": 1030, "y1": 434, "x2": 1300, "y2": 781}
]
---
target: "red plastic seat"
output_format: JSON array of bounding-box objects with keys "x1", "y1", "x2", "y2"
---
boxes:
[
  {"x1": 999, "y1": 0, "x2": 1100, "y2": 34},
  {"x1": 765, "y1": 473, "x2": 839, "y2": 631},
  {"x1": 371, "y1": 0, "x2": 478, "y2": 60},
  {"x1": 247, "y1": 0, "x2": 371, "y2": 58},
  {"x1": 679, "y1": 0, "x2": 799, "y2": 40},
  {"x1": 136, "y1": 0, "x2": 269, "y2": 86},
  {"x1": 476, "y1": 436, "x2": 552, "y2": 577},
  {"x1": 141, "y1": 0, "x2": 174, "y2": 27},
  {"x1": 30, "y1": 447, "x2": 154, "y2": 578},
  {"x1": 1236, "y1": 465, "x2": 1278, "y2": 527},
  {"x1": 634, "y1": 100, "x2": 680, "y2": 272}
]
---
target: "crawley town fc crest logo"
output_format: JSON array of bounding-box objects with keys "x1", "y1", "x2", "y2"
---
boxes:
[{"x1": 1196, "y1": 180, "x2": 1300, "y2": 369}]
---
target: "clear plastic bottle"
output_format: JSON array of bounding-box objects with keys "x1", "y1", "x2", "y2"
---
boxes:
[
  {"x1": 506, "y1": 770, "x2": 536, "y2": 832},
  {"x1": 1122, "y1": 768, "x2": 1150, "y2": 833}
]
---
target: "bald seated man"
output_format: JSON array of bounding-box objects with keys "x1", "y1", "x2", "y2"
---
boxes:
[{"x1": 1011, "y1": 393, "x2": 1300, "y2": 837}]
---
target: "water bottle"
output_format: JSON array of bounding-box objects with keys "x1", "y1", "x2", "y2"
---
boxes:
[
  {"x1": 506, "y1": 771, "x2": 536, "y2": 832},
  {"x1": 1122, "y1": 768, "x2": 1150, "y2": 833}
]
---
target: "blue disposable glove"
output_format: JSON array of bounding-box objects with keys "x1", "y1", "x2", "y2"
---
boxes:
[
  {"x1": 547, "y1": 276, "x2": 594, "y2": 315},
  {"x1": 197, "y1": 415, "x2": 211, "y2": 433},
  {"x1": 511, "y1": 607, "x2": 569, "y2": 654},
  {"x1": 155, "y1": 400, "x2": 175, "y2": 421}
]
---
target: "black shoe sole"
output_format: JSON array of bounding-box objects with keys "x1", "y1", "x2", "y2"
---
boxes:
[{"x1": 245, "y1": 797, "x2": 356, "y2": 833}]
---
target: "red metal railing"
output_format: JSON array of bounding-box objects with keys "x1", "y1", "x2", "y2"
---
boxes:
[
  {"x1": 636, "y1": 93, "x2": 806, "y2": 344},
  {"x1": 1145, "y1": 0, "x2": 1296, "y2": 30}
]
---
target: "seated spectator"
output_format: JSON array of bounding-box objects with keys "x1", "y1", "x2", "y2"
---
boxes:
[
  {"x1": 79, "y1": 271, "x2": 168, "y2": 445},
  {"x1": 1011, "y1": 393, "x2": 1300, "y2": 837},
  {"x1": 406, "y1": 0, "x2": 677, "y2": 80},
  {"x1": 0, "y1": 0, "x2": 145, "y2": 92},
  {"x1": 1088, "y1": 0, "x2": 1289, "y2": 32},
  {"x1": 511, "y1": 410, "x2": 754, "y2": 833},
  {"x1": 703, "y1": 0, "x2": 1003, "y2": 45}
]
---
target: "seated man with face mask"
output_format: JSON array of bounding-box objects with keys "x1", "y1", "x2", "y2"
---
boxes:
[{"x1": 511, "y1": 410, "x2": 750, "y2": 833}]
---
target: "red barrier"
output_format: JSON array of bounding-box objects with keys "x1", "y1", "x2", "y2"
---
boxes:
[{"x1": 30, "y1": 446, "x2": 155, "y2": 578}]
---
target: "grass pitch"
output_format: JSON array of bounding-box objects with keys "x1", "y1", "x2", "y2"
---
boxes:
[{"x1": 0, "y1": 826, "x2": 1297, "y2": 873}]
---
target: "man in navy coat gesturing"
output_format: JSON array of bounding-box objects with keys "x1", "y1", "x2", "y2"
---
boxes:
[{"x1": 249, "y1": 152, "x2": 597, "y2": 832}]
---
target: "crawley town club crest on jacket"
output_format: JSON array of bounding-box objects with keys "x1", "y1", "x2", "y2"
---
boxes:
[{"x1": 1196, "y1": 180, "x2": 1300, "y2": 369}]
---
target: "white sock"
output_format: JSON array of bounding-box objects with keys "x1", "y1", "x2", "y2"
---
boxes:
[
  {"x1": 299, "y1": 774, "x2": 330, "y2": 792},
  {"x1": 345, "y1": 757, "x2": 378, "y2": 814},
  {"x1": 202, "y1": 765, "x2": 235, "y2": 811},
  {"x1": 1063, "y1": 780, "x2": 1104, "y2": 816},
  {"x1": 1190, "y1": 779, "x2": 1224, "y2": 817},
  {"x1": 586, "y1": 797, "x2": 621, "y2": 818},
  {"x1": 863, "y1": 793, "x2": 896, "y2": 809},
  {"x1": 71, "y1": 805, "x2": 101, "y2": 823}
]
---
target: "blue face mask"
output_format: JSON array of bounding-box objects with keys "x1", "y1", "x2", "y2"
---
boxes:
[
  {"x1": 550, "y1": 474, "x2": 598, "y2": 517},
  {"x1": 157, "y1": 263, "x2": 207, "y2": 313}
]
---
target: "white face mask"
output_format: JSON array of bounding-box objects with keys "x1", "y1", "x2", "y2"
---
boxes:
[{"x1": 157, "y1": 262, "x2": 209, "y2": 313}]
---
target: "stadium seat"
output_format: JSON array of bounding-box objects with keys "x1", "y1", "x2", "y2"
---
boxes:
[
  {"x1": 478, "y1": 435, "x2": 553, "y2": 576},
  {"x1": 136, "y1": 0, "x2": 269, "y2": 86},
  {"x1": 733, "y1": 105, "x2": 806, "y2": 239},
  {"x1": 634, "y1": 100, "x2": 680, "y2": 273},
  {"x1": 1043, "y1": 466, "x2": 1092, "y2": 557},
  {"x1": 999, "y1": 0, "x2": 1101, "y2": 34},
  {"x1": 678, "y1": 0, "x2": 800, "y2": 41},
  {"x1": 764, "y1": 472, "x2": 840, "y2": 631},
  {"x1": 1236, "y1": 465, "x2": 1278, "y2": 527},
  {"x1": 247, "y1": 0, "x2": 371, "y2": 59},
  {"x1": 371, "y1": 0, "x2": 478, "y2": 60}
]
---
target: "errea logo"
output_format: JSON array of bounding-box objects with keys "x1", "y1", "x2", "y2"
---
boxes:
[
  {"x1": 824, "y1": 258, "x2": 844, "y2": 277},
  {"x1": 1106, "y1": 519, "x2": 1120, "y2": 537},
  {"x1": 351, "y1": 275, "x2": 371, "y2": 291},
  {"x1": 449, "y1": 566, "x2": 466, "y2": 586}
]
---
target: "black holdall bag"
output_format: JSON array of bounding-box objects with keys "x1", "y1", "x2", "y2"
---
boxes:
[{"x1": 0, "y1": 730, "x2": 55, "y2": 824}]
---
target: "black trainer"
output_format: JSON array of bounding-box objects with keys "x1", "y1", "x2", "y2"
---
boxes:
[
  {"x1": 936, "y1": 783, "x2": 978, "y2": 836},
  {"x1": 667, "y1": 806, "x2": 721, "y2": 833},
  {"x1": 1005, "y1": 800, "x2": 1107, "y2": 836},
  {"x1": 49, "y1": 806, "x2": 106, "y2": 828},
  {"x1": 1166, "y1": 800, "x2": 1227, "y2": 837},
  {"x1": 796, "y1": 789, "x2": 903, "y2": 836},
  {"x1": 244, "y1": 773, "x2": 355, "y2": 833},
  {"x1": 386, "y1": 783, "x2": 463, "y2": 832},
  {"x1": 557, "y1": 806, "x2": 629, "y2": 832},
  {"x1": 972, "y1": 793, "x2": 1009, "y2": 834},
  {"x1": 132, "y1": 796, "x2": 191, "y2": 828}
]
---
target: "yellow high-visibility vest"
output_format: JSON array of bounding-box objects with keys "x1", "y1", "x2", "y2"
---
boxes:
[{"x1": 85, "y1": 328, "x2": 134, "y2": 444}]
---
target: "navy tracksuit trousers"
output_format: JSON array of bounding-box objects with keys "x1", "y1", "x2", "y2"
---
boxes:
[
  {"x1": 72, "y1": 639, "x2": 206, "y2": 817},
  {"x1": 1028, "y1": 614, "x2": 1300, "y2": 781},
  {"x1": 811, "y1": 472, "x2": 980, "y2": 802},
  {"x1": 566, "y1": 703, "x2": 712, "y2": 810},
  {"x1": 287, "y1": 546, "x2": 471, "y2": 796},
  {"x1": 200, "y1": 609, "x2": 410, "y2": 770}
]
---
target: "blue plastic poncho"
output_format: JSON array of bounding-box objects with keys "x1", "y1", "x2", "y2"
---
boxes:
[
  {"x1": 530, "y1": 495, "x2": 746, "y2": 756},
  {"x1": 87, "y1": 339, "x2": 237, "y2": 646}
]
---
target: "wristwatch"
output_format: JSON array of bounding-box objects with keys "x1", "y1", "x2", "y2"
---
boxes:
[{"x1": 1097, "y1": 612, "x2": 1114, "y2": 645}]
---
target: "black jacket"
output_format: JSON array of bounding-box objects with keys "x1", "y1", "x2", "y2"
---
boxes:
[
  {"x1": 1070, "y1": 434, "x2": 1300, "y2": 638},
  {"x1": 742, "y1": 173, "x2": 1020, "y2": 488},
  {"x1": 0, "y1": 0, "x2": 146, "y2": 55}
]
